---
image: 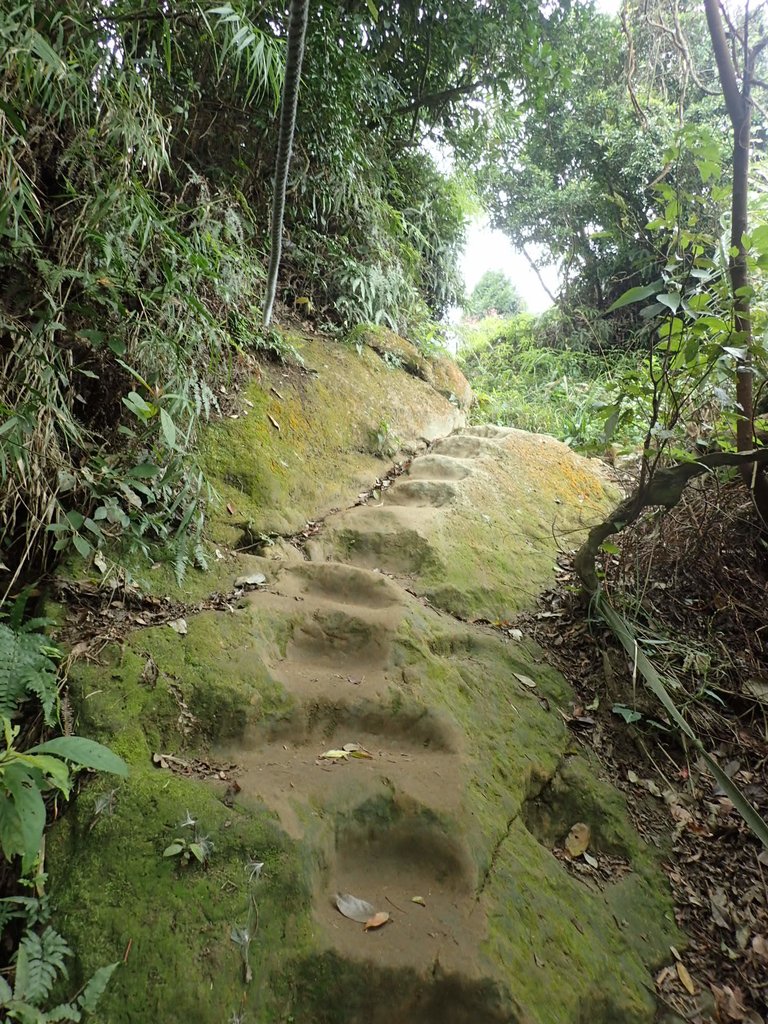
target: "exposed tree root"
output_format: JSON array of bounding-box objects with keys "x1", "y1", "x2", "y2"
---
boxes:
[{"x1": 574, "y1": 449, "x2": 768, "y2": 593}]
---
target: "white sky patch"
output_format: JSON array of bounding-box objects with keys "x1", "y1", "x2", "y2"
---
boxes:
[
  {"x1": 460, "y1": 217, "x2": 559, "y2": 315},
  {"x1": 449, "y1": 0, "x2": 623, "y2": 318}
]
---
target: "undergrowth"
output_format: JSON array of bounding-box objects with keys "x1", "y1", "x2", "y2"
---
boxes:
[
  {"x1": 0, "y1": 2, "x2": 470, "y2": 596},
  {"x1": 457, "y1": 313, "x2": 645, "y2": 451},
  {"x1": 0, "y1": 589, "x2": 128, "y2": 1016}
]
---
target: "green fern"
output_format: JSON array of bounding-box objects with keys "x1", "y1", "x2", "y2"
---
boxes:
[
  {"x1": 0, "y1": 623, "x2": 60, "y2": 726},
  {"x1": 0, "y1": 922, "x2": 118, "y2": 1022},
  {"x1": 14, "y1": 927, "x2": 72, "y2": 1005}
]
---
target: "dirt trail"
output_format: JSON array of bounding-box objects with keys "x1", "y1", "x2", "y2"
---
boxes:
[
  {"x1": 215, "y1": 428, "x2": 504, "y2": 977},
  {"x1": 51, "y1": 416, "x2": 677, "y2": 1024},
  {"x1": 209, "y1": 424, "x2": 668, "y2": 1017}
]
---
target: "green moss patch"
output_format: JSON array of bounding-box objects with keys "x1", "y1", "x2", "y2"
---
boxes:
[
  {"x1": 199, "y1": 333, "x2": 464, "y2": 544},
  {"x1": 66, "y1": 604, "x2": 295, "y2": 764},
  {"x1": 48, "y1": 770, "x2": 312, "y2": 1024},
  {"x1": 391, "y1": 611, "x2": 679, "y2": 1024}
]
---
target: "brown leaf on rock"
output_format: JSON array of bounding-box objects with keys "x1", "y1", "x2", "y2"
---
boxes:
[
  {"x1": 363, "y1": 912, "x2": 390, "y2": 931},
  {"x1": 335, "y1": 893, "x2": 375, "y2": 923},
  {"x1": 564, "y1": 822, "x2": 590, "y2": 858}
]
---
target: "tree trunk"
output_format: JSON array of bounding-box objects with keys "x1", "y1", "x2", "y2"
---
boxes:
[
  {"x1": 703, "y1": 0, "x2": 768, "y2": 516},
  {"x1": 263, "y1": 0, "x2": 309, "y2": 328}
]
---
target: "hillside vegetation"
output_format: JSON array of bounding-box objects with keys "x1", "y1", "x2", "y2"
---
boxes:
[{"x1": 2, "y1": 0, "x2": 768, "y2": 1020}]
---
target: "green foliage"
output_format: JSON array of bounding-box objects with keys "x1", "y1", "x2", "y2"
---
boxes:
[
  {"x1": 473, "y1": 3, "x2": 730, "y2": 333},
  {"x1": 0, "y1": 896, "x2": 118, "y2": 1022},
  {"x1": 0, "y1": 1, "x2": 287, "y2": 581},
  {"x1": 464, "y1": 271, "x2": 524, "y2": 318},
  {"x1": 1, "y1": 0, "x2": 572, "y2": 581},
  {"x1": 600, "y1": 126, "x2": 768, "y2": 464},
  {"x1": 0, "y1": 718, "x2": 128, "y2": 874},
  {"x1": 0, "y1": 603, "x2": 60, "y2": 726},
  {"x1": 369, "y1": 420, "x2": 400, "y2": 459},
  {"x1": 457, "y1": 314, "x2": 643, "y2": 451}
]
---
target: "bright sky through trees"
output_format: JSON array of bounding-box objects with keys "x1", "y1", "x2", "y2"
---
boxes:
[{"x1": 460, "y1": 0, "x2": 622, "y2": 314}]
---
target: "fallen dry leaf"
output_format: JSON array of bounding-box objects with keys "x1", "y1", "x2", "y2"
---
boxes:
[
  {"x1": 343, "y1": 742, "x2": 373, "y2": 759},
  {"x1": 711, "y1": 984, "x2": 758, "y2": 1022},
  {"x1": 751, "y1": 934, "x2": 768, "y2": 962},
  {"x1": 675, "y1": 961, "x2": 696, "y2": 995},
  {"x1": 319, "y1": 749, "x2": 349, "y2": 761},
  {"x1": 583, "y1": 852, "x2": 598, "y2": 869},
  {"x1": 514, "y1": 672, "x2": 537, "y2": 689},
  {"x1": 411, "y1": 896, "x2": 426, "y2": 906},
  {"x1": 168, "y1": 617, "x2": 188, "y2": 635},
  {"x1": 564, "y1": 822, "x2": 590, "y2": 858},
  {"x1": 335, "y1": 893, "x2": 374, "y2": 923},
  {"x1": 363, "y1": 912, "x2": 390, "y2": 931}
]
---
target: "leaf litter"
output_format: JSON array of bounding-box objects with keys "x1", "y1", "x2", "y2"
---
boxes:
[{"x1": 505, "y1": 484, "x2": 768, "y2": 1020}]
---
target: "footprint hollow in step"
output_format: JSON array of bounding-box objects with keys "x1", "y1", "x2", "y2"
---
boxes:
[
  {"x1": 432, "y1": 434, "x2": 501, "y2": 459},
  {"x1": 384, "y1": 479, "x2": 458, "y2": 508},
  {"x1": 287, "y1": 561, "x2": 403, "y2": 609},
  {"x1": 407, "y1": 454, "x2": 473, "y2": 482}
]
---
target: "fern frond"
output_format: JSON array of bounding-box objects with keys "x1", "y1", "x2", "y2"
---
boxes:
[
  {"x1": 46, "y1": 1002, "x2": 82, "y2": 1022},
  {"x1": 77, "y1": 962, "x2": 119, "y2": 1013},
  {"x1": 14, "y1": 927, "x2": 72, "y2": 1004},
  {"x1": 0, "y1": 624, "x2": 60, "y2": 725}
]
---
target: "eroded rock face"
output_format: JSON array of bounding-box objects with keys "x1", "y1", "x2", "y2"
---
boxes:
[
  {"x1": 197, "y1": 332, "x2": 469, "y2": 543},
  {"x1": 47, "y1": 355, "x2": 675, "y2": 1024},
  {"x1": 316, "y1": 423, "x2": 619, "y2": 619}
]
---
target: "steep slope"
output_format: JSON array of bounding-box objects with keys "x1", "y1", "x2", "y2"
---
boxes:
[{"x1": 46, "y1": 333, "x2": 678, "y2": 1024}]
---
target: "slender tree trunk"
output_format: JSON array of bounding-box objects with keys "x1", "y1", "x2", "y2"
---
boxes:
[
  {"x1": 263, "y1": 0, "x2": 309, "y2": 328},
  {"x1": 703, "y1": 0, "x2": 768, "y2": 516}
]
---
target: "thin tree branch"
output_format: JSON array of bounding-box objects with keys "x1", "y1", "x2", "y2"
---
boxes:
[
  {"x1": 388, "y1": 76, "x2": 498, "y2": 118},
  {"x1": 520, "y1": 246, "x2": 558, "y2": 305},
  {"x1": 574, "y1": 448, "x2": 768, "y2": 594}
]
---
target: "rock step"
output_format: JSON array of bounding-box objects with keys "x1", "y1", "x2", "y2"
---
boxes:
[{"x1": 214, "y1": 426, "x2": 670, "y2": 1023}]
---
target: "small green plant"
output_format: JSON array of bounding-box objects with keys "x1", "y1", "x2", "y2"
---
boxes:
[
  {"x1": 0, "y1": 895, "x2": 118, "y2": 1021},
  {"x1": 163, "y1": 813, "x2": 213, "y2": 867},
  {"x1": 369, "y1": 420, "x2": 399, "y2": 459},
  {"x1": 381, "y1": 350, "x2": 403, "y2": 370},
  {"x1": 0, "y1": 718, "x2": 129, "y2": 874},
  {"x1": 0, "y1": 596, "x2": 61, "y2": 726}
]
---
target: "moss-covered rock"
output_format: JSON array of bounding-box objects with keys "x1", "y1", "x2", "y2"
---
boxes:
[
  {"x1": 199, "y1": 332, "x2": 466, "y2": 545},
  {"x1": 45, "y1": 355, "x2": 680, "y2": 1024},
  {"x1": 47, "y1": 769, "x2": 313, "y2": 1024},
  {"x1": 350, "y1": 323, "x2": 473, "y2": 410},
  {"x1": 318, "y1": 424, "x2": 619, "y2": 619}
]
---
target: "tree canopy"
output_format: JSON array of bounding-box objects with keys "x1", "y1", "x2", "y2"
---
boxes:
[{"x1": 464, "y1": 271, "x2": 524, "y2": 318}]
